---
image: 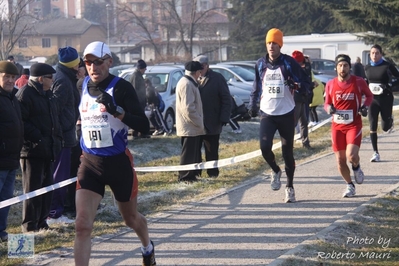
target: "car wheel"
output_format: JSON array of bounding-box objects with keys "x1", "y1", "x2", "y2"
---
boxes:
[{"x1": 164, "y1": 109, "x2": 175, "y2": 131}]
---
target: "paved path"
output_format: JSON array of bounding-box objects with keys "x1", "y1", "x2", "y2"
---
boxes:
[{"x1": 25, "y1": 125, "x2": 399, "y2": 266}]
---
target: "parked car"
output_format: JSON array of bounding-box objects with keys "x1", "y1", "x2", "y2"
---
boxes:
[
  {"x1": 220, "y1": 61, "x2": 257, "y2": 74},
  {"x1": 120, "y1": 65, "x2": 251, "y2": 129},
  {"x1": 119, "y1": 65, "x2": 184, "y2": 131},
  {"x1": 210, "y1": 64, "x2": 255, "y2": 88},
  {"x1": 110, "y1": 64, "x2": 136, "y2": 76},
  {"x1": 313, "y1": 71, "x2": 335, "y2": 86},
  {"x1": 311, "y1": 58, "x2": 336, "y2": 76}
]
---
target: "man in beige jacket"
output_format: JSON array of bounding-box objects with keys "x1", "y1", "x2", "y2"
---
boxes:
[{"x1": 175, "y1": 61, "x2": 205, "y2": 182}]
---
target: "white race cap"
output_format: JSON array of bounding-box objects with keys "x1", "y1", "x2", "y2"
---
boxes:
[{"x1": 83, "y1": 41, "x2": 111, "y2": 58}]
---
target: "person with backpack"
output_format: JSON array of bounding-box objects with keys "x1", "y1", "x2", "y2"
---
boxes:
[
  {"x1": 145, "y1": 78, "x2": 171, "y2": 136},
  {"x1": 248, "y1": 28, "x2": 311, "y2": 203}
]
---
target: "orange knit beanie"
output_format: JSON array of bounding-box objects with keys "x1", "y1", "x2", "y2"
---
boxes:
[{"x1": 265, "y1": 28, "x2": 283, "y2": 47}]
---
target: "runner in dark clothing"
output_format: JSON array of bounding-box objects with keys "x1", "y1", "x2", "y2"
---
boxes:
[
  {"x1": 248, "y1": 28, "x2": 311, "y2": 203},
  {"x1": 364, "y1": 44, "x2": 399, "y2": 162}
]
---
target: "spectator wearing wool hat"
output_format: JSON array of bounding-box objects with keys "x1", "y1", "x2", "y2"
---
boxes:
[
  {"x1": 7, "y1": 55, "x2": 23, "y2": 78},
  {"x1": 175, "y1": 61, "x2": 205, "y2": 182},
  {"x1": 193, "y1": 54, "x2": 231, "y2": 178},
  {"x1": 47, "y1": 46, "x2": 81, "y2": 225},
  {"x1": 0, "y1": 61, "x2": 23, "y2": 241},
  {"x1": 15, "y1": 68, "x2": 30, "y2": 89},
  {"x1": 291, "y1": 50, "x2": 313, "y2": 149},
  {"x1": 129, "y1": 59, "x2": 151, "y2": 138},
  {"x1": 248, "y1": 28, "x2": 312, "y2": 203},
  {"x1": 15, "y1": 63, "x2": 62, "y2": 232}
]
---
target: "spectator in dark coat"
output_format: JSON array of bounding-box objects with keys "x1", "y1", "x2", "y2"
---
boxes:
[
  {"x1": 64, "y1": 58, "x2": 86, "y2": 216},
  {"x1": 48, "y1": 46, "x2": 80, "y2": 224},
  {"x1": 0, "y1": 61, "x2": 23, "y2": 242},
  {"x1": 129, "y1": 59, "x2": 151, "y2": 138},
  {"x1": 16, "y1": 63, "x2": 62, "y2": 232},
  {"x1": 353, "y1": 57, "x2": 367, "y2": 79},
  {"x1": 193, "y1": 55, "x2": 232, "y2": 177}
]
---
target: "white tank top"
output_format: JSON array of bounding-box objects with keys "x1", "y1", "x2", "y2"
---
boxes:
[
  {"x1": 260, "y1": 67, "x2": 295, "y2": 115},
  {"x1": 79, "y1": 76, "x2": 128, "y2": 156}
]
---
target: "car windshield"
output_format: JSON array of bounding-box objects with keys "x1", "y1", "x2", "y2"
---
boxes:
[
  {"x1": 224, "y1": 66, "x2": 255, "y2": 82},
  {"x1": 312, "y1": 60, "x2": 336, "y2": 71},
  {"x1": 143, "y1": 73, "x2": 169, "y2": 92}
]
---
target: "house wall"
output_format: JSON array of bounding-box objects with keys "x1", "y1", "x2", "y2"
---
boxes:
[
  {"x1": 11, "y1": 26, "x2": 106, "y2": 59},
  {"x1": 12, "y1": 36, "x2": 60, "y2": 58}
]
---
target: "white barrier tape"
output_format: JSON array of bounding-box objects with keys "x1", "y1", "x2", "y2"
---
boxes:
[
  {"x1": 0, "y1": 177, "x2": 77, "y2": 209},
  {"x1": 0, "y1": 118, "x2": 334, "y2": 209},
  {"x1": 0, "y1": 112, "x2": 381, "y2": 209}
]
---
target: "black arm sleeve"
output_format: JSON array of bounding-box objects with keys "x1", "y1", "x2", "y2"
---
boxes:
[{"x1": 113, "y1": 79, "x2": 150, "y2": 134}]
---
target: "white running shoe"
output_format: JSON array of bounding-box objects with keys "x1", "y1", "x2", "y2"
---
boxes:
[
  {"x1": 343, "y1": 184, "x2": 356, "y2": 198},
  {"x1": 285, "y1": 187, "x2": 296, "y2": 203},
  {"x1": 152, "y1": 130, "x2": 164, "y2": 136},
  {"x1": 370, "y1": 152, "x2": 380, "y2": 162},
  {"x1": 353, "y1": 167, "x2": 364, "y2": 184},
  {"x1": 308, "y1": 121, "x2": 317, "y2": 127},
  {"x1": 232, "y1": 129, "x2": 242, "y2": 134},
  {"x1": 387, "y1": 117, "x2": 394, "y2": 133},
  {"x1": 47, "y1": 215, "x2": 75, "y2": 225},
  {"x1": 270, "y1": 170, "x2": 282, "y2": 190}
]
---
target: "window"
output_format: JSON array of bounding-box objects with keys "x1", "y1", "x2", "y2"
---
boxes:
[
  {"x1": 131, "y1": 3, "x2": 137, "y2": 11},
  {"x1": 200, "y1": 0, "x2": 209, "y2": 10},
  {"x1": 223, "y1": 0, "x2": 232, "y2": 9},
  {"x1": 142, "y1": 3, "x2": 149, "y2": 11},
  {"x1": 42, "y1": 38, "x2": 51, "y2": 48},
  {"x1": 52, "y1": 8, "x2": 60, "y2": 17},
  {"x1": 338, "y1": 43, "x2": 348, "y2": 51},
  {"x1": 18, "y1": 38, "x2": 27, "y2": 48},
  {"x1": 33, "y1": 8, "x2": 41, "y2": 17}
]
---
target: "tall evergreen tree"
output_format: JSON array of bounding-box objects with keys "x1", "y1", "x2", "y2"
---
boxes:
[
  {"x1": 325, "y1": 0, "x2": 399, "y2": 60},
  {"x1": 226, "y1": 0, "x2": 343, "y2": 60}
]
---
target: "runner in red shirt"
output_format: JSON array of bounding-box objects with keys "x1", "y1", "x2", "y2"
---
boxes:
[{"x1": 324, "y1": 54, "x2": 373, "y2": 197}]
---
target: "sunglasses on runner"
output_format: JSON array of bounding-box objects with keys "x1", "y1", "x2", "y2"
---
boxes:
[{"x1": 84, "y1": 56, "x2": 110, "y2": 66}]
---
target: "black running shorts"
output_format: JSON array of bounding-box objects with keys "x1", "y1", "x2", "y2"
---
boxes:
[{"x1": 77, "y1": 149, "x2": 138, "y2": 202}]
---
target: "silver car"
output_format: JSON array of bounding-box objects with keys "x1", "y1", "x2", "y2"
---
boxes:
[
  {"x1": 210, "y1": 64, "x2": 255, "y2": 89},
  {"x1": 119, "y1": 65, "x2": 184, "y2": 131}
]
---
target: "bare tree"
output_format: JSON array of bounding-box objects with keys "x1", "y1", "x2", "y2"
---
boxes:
[
  {"x1": 157, "y1": 0, "x2": 220, "y2": 58},
  {"x1": 117, "y1": 0, "x2": 221, "y2": 61},
  {"x1": 117, "y1": 0, "x2": 163, "y2": 59},
  {"x1": 0, "y1": 0, "x2": 36, "y2": 60}
]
